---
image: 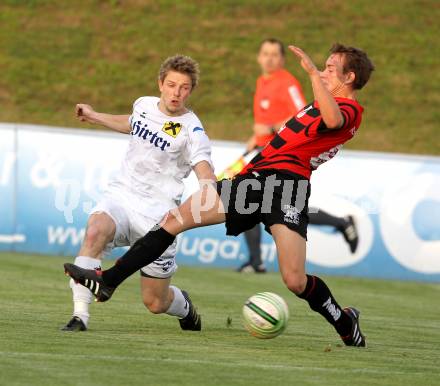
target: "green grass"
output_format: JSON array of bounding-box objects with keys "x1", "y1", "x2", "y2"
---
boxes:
[
  {"x1": 0, "y1": 0, "x2": 439, "y2": 155},
  {"x1": 0, "y1": 252, "x2": 439, "y2": 386}
]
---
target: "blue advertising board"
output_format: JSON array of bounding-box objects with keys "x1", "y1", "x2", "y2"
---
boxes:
[
  {"x1": 1, "y1": 123, "x2": 439, "y2": 282},
  {"x1": 0, "y1": 124, "x2": 16, "y2": 251},
  {"x1": 14, "y1": 125, "x2": 124, "y2": 256}
]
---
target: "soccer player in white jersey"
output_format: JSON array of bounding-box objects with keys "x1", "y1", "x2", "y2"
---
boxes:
[{"x1": 62, "y1": 55, "x2": 216, "y2": 331}]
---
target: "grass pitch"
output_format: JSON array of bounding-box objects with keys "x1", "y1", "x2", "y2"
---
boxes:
[
  {"x1": 1, "y1": 0, "x2": 439, "y2": 154},
  {"x1": 0, "y1": 252, "x2": 439, "y2": 386}
]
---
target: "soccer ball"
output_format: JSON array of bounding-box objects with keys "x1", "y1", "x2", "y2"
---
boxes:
[{"x1": 242, "y1": 292, "x2": 289, "y2": 339}]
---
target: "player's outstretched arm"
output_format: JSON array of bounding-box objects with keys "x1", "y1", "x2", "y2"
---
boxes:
[
  {"x1": 193, "y1": 160, "x2": 217, "y2": 185},
  {"x1": 288, "y1": 46, "x2": 343, "y2": 130},
  {"x1": 246, "y1": 123, "x2": 274, "y2": 152},
  {"x1": 75, "y1": 104, "x2": 131, "y2": 134}
]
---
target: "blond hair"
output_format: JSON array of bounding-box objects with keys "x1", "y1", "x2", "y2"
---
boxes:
[{"x1": 159, "y1": 55, "x2": 200, "y2": 89}]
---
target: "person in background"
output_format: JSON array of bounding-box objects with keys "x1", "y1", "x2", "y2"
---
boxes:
[{"x1": 238, "y1": 38, "x2": 358, "y2": 273}]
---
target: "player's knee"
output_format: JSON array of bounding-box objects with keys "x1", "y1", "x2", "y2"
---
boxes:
[
  {"x1": 84, "y1": 220, "x2": 113, "y2": 245},
  {"x1": 164, "y1": 210, "x2": 177, "y2": 225},
  {"x1": 162, "y1": 210, "x2": 185, "y2": 234},
  {"x1": 84, "y1": 224, "x2": 102, "y2": 245},
  {"x1": 282, "y1": 272, "x2": 307, "y2": 295},
  {"x1": 142, "y1": 296, "x2": 167, "y2": 314}
]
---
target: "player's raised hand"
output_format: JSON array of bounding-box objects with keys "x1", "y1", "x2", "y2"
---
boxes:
[
  {"x1": 75, "y1": 103, "x2": 96, "y2": 123},
  {"x1": 288, "y1": 46, "x2": 318, "y2": 76}
]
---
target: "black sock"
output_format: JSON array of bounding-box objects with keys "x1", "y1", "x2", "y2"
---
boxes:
[
  {"x1": 244, "y1": 225, "x2": 262, "y2": 267},
  {"x1": 308, "y1": 208, "x2": 347, "y2": 231},
  {"x1": 102, "y1": 227, "x2": 175, "y2": 288},
  {"x1": 297, "y1": 275, "x2": 352, "y2": 337}
]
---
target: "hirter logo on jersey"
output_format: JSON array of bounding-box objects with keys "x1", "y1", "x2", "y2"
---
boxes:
[
  {"x1": 131, "y1": 121, "x2": 172, "y2": 151},
  {"x1": 162, "y1": 121, "x2": 182, "y2": 138}
]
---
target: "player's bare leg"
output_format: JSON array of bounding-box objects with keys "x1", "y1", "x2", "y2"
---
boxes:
[
  {"x1": 78, "y1": 212, "x2": 116, "y2": 258},
  {"x1": 269, "y1": 224, "x2": 307, "y2": 294},
  {"x1": 140, "y1": 277, "x2": 173, "y2": 314},
  {"x1": 141, "y1": 277, "x2": 201, "y2": 330},
  {"x1": 270, "y1": 224, "x2": 366, "y2": 346},
  {"x1": 62, "y1": 212, "x2": 115, "y2": 331},
  {"x1": 161, "y1": 183, "x2": 226, "y2": 235}
]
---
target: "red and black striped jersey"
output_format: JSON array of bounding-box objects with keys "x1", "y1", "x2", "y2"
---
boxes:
[{"x1": 240, "y1": 97, "x2": 364, "y2": 179}]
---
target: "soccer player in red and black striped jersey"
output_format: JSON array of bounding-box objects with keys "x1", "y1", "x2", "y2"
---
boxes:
[
  {"x1": 238, "y1": 38, "x2": 359, "y2": 274},
  {"x1": 65, "y1": 43, "x2": 374, "y2": 347}
]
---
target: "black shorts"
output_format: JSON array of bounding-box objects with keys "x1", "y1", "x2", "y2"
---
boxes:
[{"x1": 216, "y1": 170, "x2": 311, "y2": 239}]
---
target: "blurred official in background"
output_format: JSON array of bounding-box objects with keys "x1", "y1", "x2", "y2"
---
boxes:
[{"x1": 238, "y1": 39, "x2": 359, "y2": 273}]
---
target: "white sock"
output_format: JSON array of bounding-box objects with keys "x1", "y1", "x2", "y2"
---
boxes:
[
  {"x1": 70, "y1": 255, "x2": 101, "y2": 326},
  {"x1": 166, "y1": 286, "x2": 189, "y2": 319}
]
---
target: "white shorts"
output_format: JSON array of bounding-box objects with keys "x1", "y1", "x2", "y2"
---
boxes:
[{"x1": 90, "y1": 191, "x2": 177, "y2": 279}]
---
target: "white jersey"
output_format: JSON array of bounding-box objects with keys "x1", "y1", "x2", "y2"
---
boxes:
[{"x1": 106, "y1": 96, "x2": 212, "y2": 219}]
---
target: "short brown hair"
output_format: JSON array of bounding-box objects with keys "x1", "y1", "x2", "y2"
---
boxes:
[
  {"x1": 259, "y1": 38, "x2": 285, "y2": 57},
  {"x1": 159, "y1": 55, "x2": 200, "y2": 89},
  {"x1": 330, "y1": 43, "x2": 375, "y2": 90}
]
